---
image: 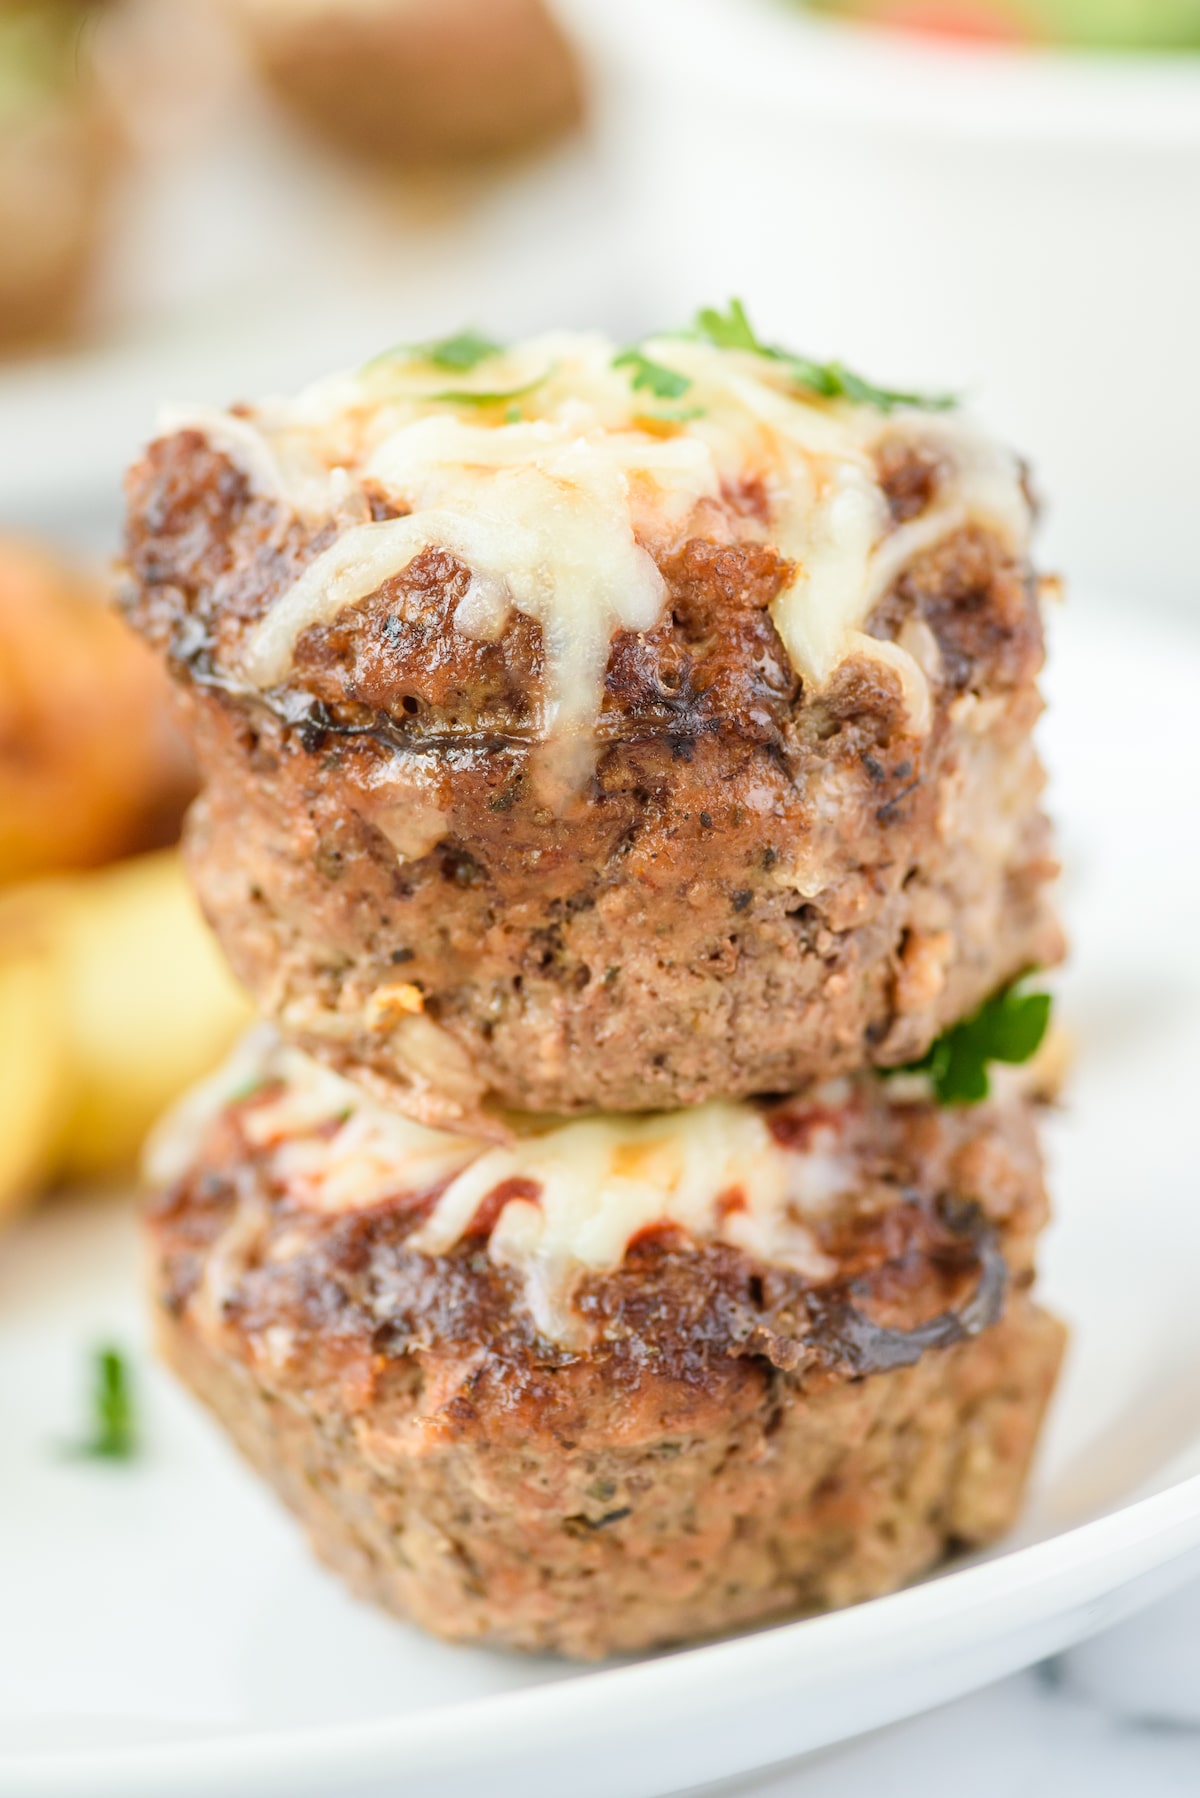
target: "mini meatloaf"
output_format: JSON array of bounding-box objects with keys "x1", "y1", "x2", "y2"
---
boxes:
[
  {"x1": 226, "y1": 0, "x2": 583, "y2": 167},
  {"x1": 122, "y1": 329, "x2": 1063, "y2": 1130},
  {"x1": 145, "y1": 1034, "x2": 1064, "y2": 1658}
]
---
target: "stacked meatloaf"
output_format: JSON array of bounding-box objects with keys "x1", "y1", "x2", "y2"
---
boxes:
[{"x1": 123, "y1": 320, "x2": 1065, "y2": 1657}]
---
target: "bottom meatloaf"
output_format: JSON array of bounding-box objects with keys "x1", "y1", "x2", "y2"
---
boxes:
[{"x1": 145, "y1": 1037, "x2": 1065, "y2": 1658}]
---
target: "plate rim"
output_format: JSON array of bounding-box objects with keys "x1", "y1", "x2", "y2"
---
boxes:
[{"x1": 9, "y1": 1469, "x2": 1200, "y2": 1796}]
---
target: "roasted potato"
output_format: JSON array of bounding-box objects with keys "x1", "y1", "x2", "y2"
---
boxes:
[
  {"x1": 51, "y1": 850, "x2": 254, "y2": 1177},
  {"x1": 0, "y1": 850, "x2": 253, "y2": 1206},
  {"x1": 0, "y1": 944, "x2": 71, "y2": 1223},
  {"x1": 226, "y1": 0, "x2": 583, "y2": 167},
  {"x1": 0, "y1": 536, "x2": 195, "y2": 886}
]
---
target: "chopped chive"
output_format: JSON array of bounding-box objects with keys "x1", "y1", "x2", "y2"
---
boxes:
[{"x1": 65, "y1": 1346, "x2": 138, "y2": 1462}]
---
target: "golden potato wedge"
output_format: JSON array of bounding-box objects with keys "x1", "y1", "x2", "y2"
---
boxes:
[
  {"x1": 0, "y1": 536, "x2": 195, "y2": 887},
  {"x1": 49, "y1": 850, "x2": 254, "y2": 1180},
  {"x1": 0, "y1": 850, "x2": 253, "y2": 1196},
  {"x1": 0, "y1": 945, "x2": 71, "y2": 1223}
]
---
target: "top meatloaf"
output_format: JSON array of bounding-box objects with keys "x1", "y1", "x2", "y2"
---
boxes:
[{"x1": 121, "y1": 328, "x2": 1062, "y2": 1129}]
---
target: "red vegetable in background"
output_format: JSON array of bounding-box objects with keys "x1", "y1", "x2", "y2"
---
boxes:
[{"x1": 872, "y1": 1, "x2": 1030, "y2": 40}]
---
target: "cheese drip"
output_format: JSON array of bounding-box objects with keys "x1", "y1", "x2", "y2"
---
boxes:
[
  {"x1": 167, "y1": 330, "x2": 1032, "y2": 764},
  {"x1": 242, "y1": 419, "x2": 715, "y2": 778},
  {"x1": 156, "y1": 1035, "x2": 859, "y2": 1345},
  {"x1": 410, "y1": 1102, "x2": 848, "y2": 1343}
]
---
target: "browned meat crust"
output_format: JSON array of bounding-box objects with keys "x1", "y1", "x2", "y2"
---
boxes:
[
  {"x1": 121, "y1": 431, "x2": 1063, "y2": 1129},
  {"x1": 146, "y1": 1080, "x2": 1063, "y2": 1657}
]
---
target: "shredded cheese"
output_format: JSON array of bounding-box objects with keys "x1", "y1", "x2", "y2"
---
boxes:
[
  {"x1": 163, "y1": 330, "x2": 1031, "y2": 771},
  {"x1": 155, "y1": 1034, "x2": 866, "y2": 1345}
]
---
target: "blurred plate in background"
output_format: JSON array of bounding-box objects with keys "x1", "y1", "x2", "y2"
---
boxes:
[
  {"x1": 564, "y1": 0, "x2": 1200, "y2": 616},
  {"x1": 8, "y1": 0, "x2": 1199, "y2": 619}
]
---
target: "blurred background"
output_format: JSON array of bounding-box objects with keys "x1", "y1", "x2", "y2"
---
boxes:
[{"x1": 0, "y1": 0, "x2": 1197, "y2": 1217}]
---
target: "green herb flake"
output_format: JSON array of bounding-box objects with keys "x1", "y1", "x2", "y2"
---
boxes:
[
  {"x1": 66, "y1": 1346, "x2": 138, "y2": 1462},
  {"x1": 895, "y1": 981, "x2": 1052, "y2": 1106},
  {"x1": 693, "y1": 298, "x2": 762, "y2": 354},
  {"x1": 612, "y1": 348, "x2": 693, "y2": 402},
  {"x1": 363, "y1": 327, "x2": 503, "y2": 377},
  {"x1": 691, "y1": 299, "x2": 956, "y2": 414},
  {"x1": 817, "y1": 360, "x2": 957, "y2": 415},
  {"x1": 426, "y1": 368, "x2": 552, "y2": 409},
  {"x1": 420, "y1": 329, "x2": 503, "y2": 373}
]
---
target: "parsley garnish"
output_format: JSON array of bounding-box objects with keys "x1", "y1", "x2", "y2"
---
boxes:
[
  {"x1": 895, "y1": 981, "x2": 1052, "y2": 1105},
  {"x1": 612, "y1": 348, "x2": 692, "y2": 401},
  {"x1": 815, "y1": 361, "x2": 957, "y2": 414},
  {"x1": 66, "y1": 1346, "x2": 138, "y2": 1461},
  {"x1": 694, "y1": 298, "x2": 761, "y2": 353},
  {"x1": 691, "y1": 299, "x2": 956, "y2": 414},
  {"x1": 363, "y1": 328, "x2": 502, "y2": 376},
  {"x1": 418, "y1": 329, "x2": 502, "y2": 373},
  {"x1": 427, "y1": 367, "x2": 554, "y2": 408}
]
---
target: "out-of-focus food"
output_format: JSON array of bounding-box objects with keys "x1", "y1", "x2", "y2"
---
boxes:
[
  {"x1": 0, "y1": 535, "x2": 195, "y2": 886},
  {"x1": 50, "y1": 849, "x2": 256, "y2": 1177},
  {"x1": 120, "y1": 320, "x2": 1061, "y2": 1133},
  {"x1": 802, "y1": 0, "x2": 1200, "y2": 49},
  {"x1": 223, "y1": 0, "x2": 583, "y2": 166},
  {"x1": 0, "y1": 945, "x2": 70, "y2": 1224},
  {"x1": 146, "y1": 1032, "x2": 1064, "y2": 1656},
  {"x1": 0, "y1": 849, "x2": 253, "y2": 1220},
  {"x1": 0, "y1": 0, "x2": 120, "y2": 348}
]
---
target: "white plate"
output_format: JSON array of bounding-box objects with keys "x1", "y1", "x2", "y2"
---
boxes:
[{"x1": 2, "y1": 598, "x2": 1200, "y2": 1798}]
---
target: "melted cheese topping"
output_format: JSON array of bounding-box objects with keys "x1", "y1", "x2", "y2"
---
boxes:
[
  {"x1": 166, "y1": 331, "x2": 1031, "y2": 768},
  {"x1": 152, "y1": 1034, "x2": 865, "y2": 1345}
]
